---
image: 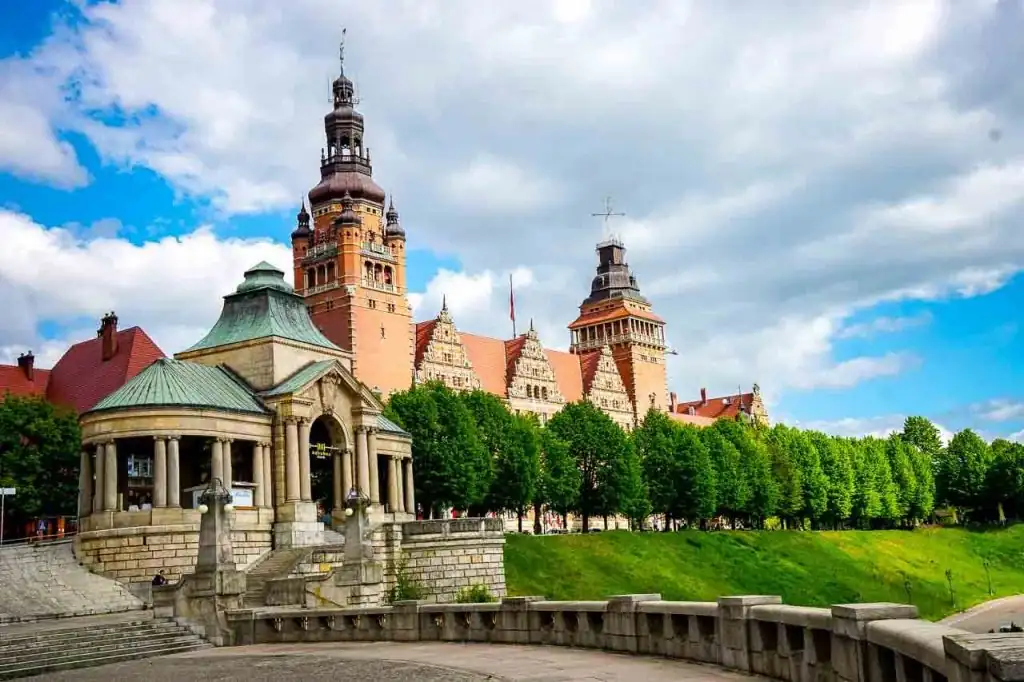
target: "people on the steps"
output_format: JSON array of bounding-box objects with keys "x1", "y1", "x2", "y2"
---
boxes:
[{"x1": 151, "y1": 570, "x2": 167, "y2": 587}]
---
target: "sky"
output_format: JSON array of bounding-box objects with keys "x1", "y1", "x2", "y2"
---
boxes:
[{"x1": 0, "y1": 0, "x2": 1023, "y2": 443}]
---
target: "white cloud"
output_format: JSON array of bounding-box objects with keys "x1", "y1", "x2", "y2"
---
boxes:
[
  {"x1": 0, "y1": 209, "x2": 290, "y2": 364},
  {"x1": 836, "y1": 312, "x2": 933, "y2": 340},
  {"x1": 971, "y1": 399, "x2": 1024, "y2": 423},
  {"x1": 2, "y1": 0, "x2": 1024, "y2": 408}
]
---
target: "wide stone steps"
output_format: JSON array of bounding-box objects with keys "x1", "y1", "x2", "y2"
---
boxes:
[
  {"x1": 0, "y1": 615, "x2": 209, "y2": 679},
  {"x1": 243, "y1": 548, "x2": 311, "y2": 608},
  {"x1": 0, "y1": 541, "x2": 143, "y2": 624}
]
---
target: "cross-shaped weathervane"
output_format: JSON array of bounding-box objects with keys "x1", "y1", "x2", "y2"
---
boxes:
[{"x1": 591, "y1": 196, "x2": 625, "y2": 238}]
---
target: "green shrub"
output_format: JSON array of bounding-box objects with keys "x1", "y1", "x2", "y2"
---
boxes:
[
  {"x1": 386, "y1": 557, "x2": 428, "y2": 604},
  {"x1": 455, "y1": 584, "x2": 496, "y2": 603}
]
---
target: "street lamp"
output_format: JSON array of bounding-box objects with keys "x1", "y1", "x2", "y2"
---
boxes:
[{"x1": 198, "y1": 478, "x2": 233, "y2": 515}]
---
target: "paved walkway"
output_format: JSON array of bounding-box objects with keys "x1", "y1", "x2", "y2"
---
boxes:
[
  {"x1": 941, "y1": 595, "x2": 1024, "y2": 633},
  {"x1": 28, "y1": 642, "x2": 759, "y2": 681}
]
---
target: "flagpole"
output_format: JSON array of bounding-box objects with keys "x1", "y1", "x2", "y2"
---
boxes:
[{"x1": 509, "y1": 273, "x2": 517, "y2": 338}]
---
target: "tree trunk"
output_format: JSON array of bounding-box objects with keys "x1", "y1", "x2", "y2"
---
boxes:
[
  {"x1": 533, "y1": 502, "x2": 543, "y2": 535},
  {"x1": 582, "y1": 513, "x2": 590, "y2": 533},
  {"x1": 602, "y1": 514, "x2": 609, "y2": 530},
  {"x1": 517, "y1": 508, "x2": 524, "y2": 533}
]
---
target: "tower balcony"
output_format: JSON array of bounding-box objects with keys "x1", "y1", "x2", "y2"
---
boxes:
[
  {"x1": 362, "y1": 278, "x2": 398, "y2": 294},
  {"x1": 361, "y1": 241, "x2": 395, "y2": 262},
  {"x1": 571, "y1": 331, "x2": 666, "y2": 354},
  {"x1": 304, "y1": 281, "x2": 341, "y2": 296},
  {"x1": 302, "y1": 241, "x2": 338, "y2": 264}
]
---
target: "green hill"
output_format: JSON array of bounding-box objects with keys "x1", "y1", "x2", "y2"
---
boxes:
[{"x1": 503, "y1": 525, "x2": 1024, "y2": 620}]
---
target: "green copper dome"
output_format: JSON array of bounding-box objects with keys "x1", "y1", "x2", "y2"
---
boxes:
[
  {"x1": 183, "y1": 263, "x2": 342, "y2": 353},
  {"x1": 236, "y1": 261, "x2": 293, "y2": 294}
]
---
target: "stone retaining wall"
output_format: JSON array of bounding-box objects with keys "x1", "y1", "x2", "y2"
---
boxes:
[
  {"x1": 226, "y1": 595, "x2": 1024, "y2": 682},
  {"x1": 75, "y1": 524, "x2": 272, "y2": 584},
  {"x1": 398, "y1": 518, "x2": 506, "y2": 603}
]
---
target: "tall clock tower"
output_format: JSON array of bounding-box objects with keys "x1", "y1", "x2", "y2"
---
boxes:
[{"x1": 291, "y1": 44, "x2": 413, "y2": 397}]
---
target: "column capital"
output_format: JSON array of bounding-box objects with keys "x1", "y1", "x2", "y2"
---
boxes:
[
  {"x1": 297, "y1": 417, "x2": 311, "y2": 426},
  {"x1": 367, "y1": 426, "x2": 379, "y2": 436},
  {"x1": 218, "y1": 436, "x2": 234, "y2": 444},
  {"x1": 284, "y1": 415, "x2": 300, "y2": 425},
  {"x1": 153, "y1": 434, "x2": 167, "y2": 442},
  {"x1": 355, "y1": 424, "x2": 369, "y2": 434},
  {"x1": 167, "y1": 433, "x2": 181, "y2": 442}
]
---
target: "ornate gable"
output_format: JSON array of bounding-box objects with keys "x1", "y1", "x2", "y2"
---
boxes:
[
  {"x1": 506, "y1": 323, "x2": 564, "y2": 405},
  {"x1": 414, "y1": 301, "x2": 482, "y2": 392},
  {"x1": 583, "y1": 346, "x2": 633, "y2": 429}
]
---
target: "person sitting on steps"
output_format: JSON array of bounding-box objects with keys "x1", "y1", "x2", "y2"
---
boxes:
[{"x1": 151, "y1": 569, "x2": 167, "y2": 587}]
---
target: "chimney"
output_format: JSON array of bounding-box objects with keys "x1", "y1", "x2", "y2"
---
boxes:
[
  {"x1": 101, "y1": 312, "x2": 119, "y2": 361},
  {"x1": 700, "y1": 387, "x2": 707, "y2": 405},
  {"x1": 669, "y1": 391, "x2": 677, "y2": 412},
  {"x1": 17, "y1": 352, "x2": 34, "y2": 381}
]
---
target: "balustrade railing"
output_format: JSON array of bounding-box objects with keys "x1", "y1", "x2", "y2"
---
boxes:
[{"x1": 226, "y1": 594, "x2": 1024, "y2": 682}]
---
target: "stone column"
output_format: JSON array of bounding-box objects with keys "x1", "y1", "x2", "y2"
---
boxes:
[
  {"x1": 167, "y1": 436, "x2": 180, "y2": 508},
  {"x1": 298, "y1": 419, "x2": 312, "y2": 502},
  {"x1": 211, "y1": 438, "x2": 224, "y2": 485},
  {"x1": 261, "y1": 442, "x2": 273, "y2": 508},
  {"x1": 367, "y1": 428, "x2": 380, "y2": 505},
  {"x1": 222, "y1": 439, "x2": 234, "y2": 490},
  {"x1": 285, "y1": 418, "x2": 300, "y2": 501},
  {"x1": 332, "y1": 451, "x2": 343, "y2": 511},
  {"x1": 93, "y1": 444, "x2": 104, "y2": 513},
  {"x1": 78, "y1": 450, "x2": 92, "y2": 517},
  {"x1": 396, "y1": 460, "x2": 406, "y2": 513},
  {"x1": 355, "y1": 426, "x2": 370, "y2": 496},
  {"x1": 404, "y1": 459, "x2": 415, "y2": 517},
  {"x1": 342, "y1": 448, "x2": 353, "y2": 498},
  {"x1": 103, "y1": 440, "x2": 117, "y2": 511},
  {"x1": 252, "y1": 441, "x2": 264, "y2": 507},
  {"x1": 386, "y1": 456, "x2": 399, "y2": 512},
  {"x1": 153, "y1": 436, "x2": 167, "y2": 508}
]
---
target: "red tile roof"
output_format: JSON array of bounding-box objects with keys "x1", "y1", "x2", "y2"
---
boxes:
[
  {"x1": 545, "y1": 349, "x2": 584, "y2": 402},
  {"x1": 414, "y1": 320, "x2": 436, "y2": 366},
  {"x1": 669, "y1": 412, "x2": 717, "y2": 427},
  {"x1": 568, "y1": 304, "x2": 664, "y2": 330},
  {"x1": 0, "y1": 365, "x2": 50, "y2": 401},
  {"x1": 503, "y1": 337, "x2": 528, "y2": 389},
  {"x1": 577, "y1": 350, "x2": 601, "y2": 396},
  {"x1": 46, "y1": 326, "x2": 166, "y2": 414},
  {"x1": 672, "y1": 392, "x2": 754, "y2": 420},
  {"x1": 460, "y1": 333, "x2": 509, "y2": 397}
]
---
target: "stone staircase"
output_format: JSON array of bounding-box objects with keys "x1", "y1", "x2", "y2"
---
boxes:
[
  {"x1": 243, "y1": 548, "x2": 311, "y2": 607},
  {"x1": 0, "y1": 541, "x2": 143, "y2": 624},
  {"x1": 322, "y1": 527, "x2": 346, "y2": 545},
  {"x1": 0, "y1": 611, "x2": 210, "y2": 679}
]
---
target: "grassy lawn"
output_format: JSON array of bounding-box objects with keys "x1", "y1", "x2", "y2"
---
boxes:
[{"x1": 503, "y1": 525, "x2": 1024, "y2": 620}]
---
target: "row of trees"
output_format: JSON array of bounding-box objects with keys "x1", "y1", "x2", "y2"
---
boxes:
[{"x1": 386, "y1": 382, "x2": 1024, "y2": 531}]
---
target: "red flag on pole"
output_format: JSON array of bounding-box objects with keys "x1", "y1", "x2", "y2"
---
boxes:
[{"x1": 509, "y1": 273, "x2": 517, "y2": 337}]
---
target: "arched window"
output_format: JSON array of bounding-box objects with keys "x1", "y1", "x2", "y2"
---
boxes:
[
  {"x1": 541, "y1": 386, "x2": 549, "y2": 400},
  {"x1": 383, "y1": 266, "x2": 393, "y2": 285},
  {"x1": 326, "y1": 262, "x2": 335, "y2": 281},
  {"x1": 374, "y1": 263, "x2": 383, "y2": 283},
  {"x1": 364, "y1": 261, "x2": 374, "y2": 282},
  {"x1": 526, "y1": 385, "x2": 533, "y2": 399},
  {"x1": 306, "y1": 268, "x2": 316, "y2": 287}
]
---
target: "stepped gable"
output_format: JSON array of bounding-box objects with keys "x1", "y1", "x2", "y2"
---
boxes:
[
  {"x1": 581, "y1": 346, "x2": 632, "y2": 422},
  {"x1": 413, "y1": 300, "x2": 481, "y2": 390},
  {"x1": 505, "y1": 323, "x2": 565, "y2": 404}
]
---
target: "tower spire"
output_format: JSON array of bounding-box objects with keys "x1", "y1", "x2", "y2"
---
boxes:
[{"x1": 339, "y1": 27, "x2": 346, "y2": 77}]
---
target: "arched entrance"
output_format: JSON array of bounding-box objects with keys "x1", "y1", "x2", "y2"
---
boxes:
[{"x1": 308, "y1": 414, "x2": 348, "y2": 518}]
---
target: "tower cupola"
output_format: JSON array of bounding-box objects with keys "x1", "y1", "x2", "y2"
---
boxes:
[{"x1": 384, "y1": 196, "x2": 405, "y2": 239}]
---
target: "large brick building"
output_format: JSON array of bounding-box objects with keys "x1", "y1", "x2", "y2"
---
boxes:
[{"x1": 289, "y1": 48, "x2": 766, "y2": 429}]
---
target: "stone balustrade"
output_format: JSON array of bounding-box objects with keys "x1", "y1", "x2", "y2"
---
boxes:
[{"x1": 225, "y1": 595, "x2": 1024, "y2": 682}]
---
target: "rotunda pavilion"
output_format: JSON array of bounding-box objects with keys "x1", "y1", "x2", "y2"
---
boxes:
[{"x1": 73, "y1": 262, "x2": 413, "y2": 583}]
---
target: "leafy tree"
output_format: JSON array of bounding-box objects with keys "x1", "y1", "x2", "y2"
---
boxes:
[
  {"x1": 789, "y1": 429, "x2": 829, "y2": 527},
  {"x1": 537, "y1": 427, "x2": 580, "y2": 530},
  {"x1": 885, "y1": 434, "x2": 918, "y2": 525},
  {"x1": 546, "y1": 401, "x2": 629, "y2": 531},
  {"x1": 938, "y1": 429, "x2": 991, "y2": 516},
  {"x1": 634, "y1": 409, "x2": 680, "y2": 526},
  {"x1": 673, "y1": 423, "x2": 716, "y2": 523},
  {"x1": 902, "y1": 416, "x2": 944, "y2": 462},
  {"x1": 0, "y1": 395, "x2": 81, "y2": 526},
  {"x1": 714, "y1": 419, "x2": 777, "y2": 527},
  {"x1": 460, "y1": 391, "x2": 539, "y2": 527},
  {"x1": 702, "y1": 426, "x2": 749, "y2": 526},
  {"x1": 907, "y1": 442, "x2": 936, "y2": 522},
  {"x1": 767, "y1": 425, "x2": 804, "y2": 527},
  {"x1": 850, "y1": 438, "x2": 881, "y2": 526},
  {"x1": 986, "y1": 439, "x2": 1024, "y2": 521},
  {"x1": 617, "y1": 439, "x2": 651, "y2": 529},
  {"x1": 807, "y1": 432, "x2": 854, "y2": 528},
  {"x1": 386, "y1": 382, "x2": 489, "y2": 516}
]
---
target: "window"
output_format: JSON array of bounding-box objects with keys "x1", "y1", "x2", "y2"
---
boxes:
[
  {"x1": 443, "y1": 353, "x2": 453, "y2": 363},
  {"x1": 368, "y1": 299, "x2": 377, "y2": 309},
  {"x1": 127, "y1": 455, "x2": 152, "y2": 479},
  {"x1": 526, "y1": 385, "x2": 533, "y2": 399},
  {"x1": 541, "y1": 386, "x2": 549, "y2": 400}
]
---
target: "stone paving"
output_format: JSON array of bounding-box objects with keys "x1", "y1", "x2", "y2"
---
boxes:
[
  {"x1": 0, "y1": 541, "x2": 143, "y2": 623},
  {"x1": 25, "y1": 642, "x2": 760, "y2": 681},
  {"x1": 941, "y1": 594, "x2": 1024, "y2": 633}
]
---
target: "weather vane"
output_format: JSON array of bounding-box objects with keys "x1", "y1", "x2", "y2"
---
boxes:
[
  {"x1": 339, "y1": 27, "x2": 347, "y2": 76},
  {"x1": 591, "y1": 196, "x2": 625, "y2": 240}
]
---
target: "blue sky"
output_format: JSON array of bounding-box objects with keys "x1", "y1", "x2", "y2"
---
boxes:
[{"x1": 1, "y1": 0, "x2": 1023, "y2": 442}]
